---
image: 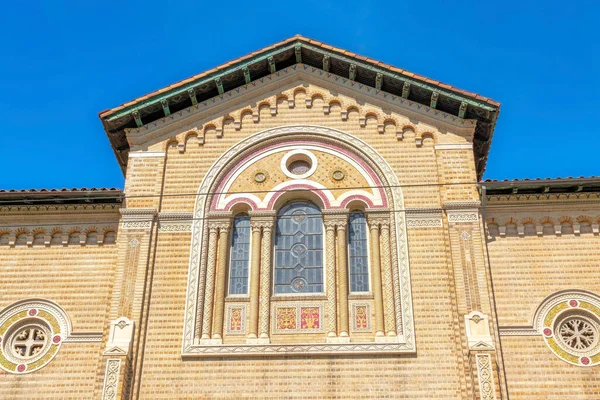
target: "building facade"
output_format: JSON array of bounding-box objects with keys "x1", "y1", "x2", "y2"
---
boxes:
[{"x1": 0, "y1": 36, "x2": 598, "y2": 399}]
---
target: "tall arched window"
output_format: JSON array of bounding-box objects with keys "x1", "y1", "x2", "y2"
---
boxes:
[
  {"x1": 348, "y1": 211, "x2": 369, "y2": 292},
  {"x1": 228, "y1": 214, "x2": 251, "y2": 295},
  {"x1": 274, "y1": 201, "x2": 323, "y2": 294}
]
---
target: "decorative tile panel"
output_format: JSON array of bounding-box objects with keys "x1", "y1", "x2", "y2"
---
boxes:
[
  {"x1": 351, "y1": 302, "x2": 373, "y2": 333},
  {"x1": 272, "y1": 303, "x2": 325, "y2": 334},
  {"x1": 225, "y1": 304, "x2": 247, "y2": 335}
]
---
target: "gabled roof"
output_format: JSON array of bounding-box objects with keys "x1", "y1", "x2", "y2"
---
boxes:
[{"x1": 99, "y1": 35, "x2": 500, "y2": 179}]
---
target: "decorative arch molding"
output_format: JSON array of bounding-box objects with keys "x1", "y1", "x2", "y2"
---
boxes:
[{"x1": 182, "y1": 125, "x2": 415, "y2": 355}]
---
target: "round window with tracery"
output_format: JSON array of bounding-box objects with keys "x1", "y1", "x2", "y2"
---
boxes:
[
  {"x1": 0, "y1": 301, "x2": 68, "y2": 374},
  {"x1": 557, "y1": 315, "x2": 599, "y2": 353},
  {"x1": 541, "y1": 296, "x2": 600, "y2": 367}
]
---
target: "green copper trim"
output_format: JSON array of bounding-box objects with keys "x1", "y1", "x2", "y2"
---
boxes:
[
  {"x1": 103, "y1": 39, "x2": 497, "y2": 126},
  {"x1": 242, "y1": 66, "x2": 251, "y2": 84},
  {"x1": 104, "y1": 42, "x2": 298, "y2": 122},
  {"x1": 187, "y1": 88, "x2": 198, "y2": 105},
  {"x1": 268, "y1": 56, "x2": 276, "y2": 74},
  {"x1": 161, "y1": 99, "x2": 171, "y2": 116}
]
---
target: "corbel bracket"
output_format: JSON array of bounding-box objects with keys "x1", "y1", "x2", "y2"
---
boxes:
[
  {"x1": 402, "y1": 82, "x2": 411, "y2": 99},
  {"x1": 215, "y1": 78, "x2": 224, "y2": 95},
  {"x1": 349, "y1": 63, "x2": 357, "y2": 81},
  {"x1": 375, "y1": 73, "x2": 383, "y2": 90}
]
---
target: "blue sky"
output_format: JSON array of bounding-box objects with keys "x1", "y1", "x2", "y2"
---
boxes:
[{"x1": 1, "y1": 1, "x2": 598, "y2": 189}]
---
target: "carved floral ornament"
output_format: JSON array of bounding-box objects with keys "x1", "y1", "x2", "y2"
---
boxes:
[
  {"x1": 182, "y1": 125, "x2": 415, "y2": 355},
  {"x1": 0, "y1": 300, "x2": 70, "y2": 374}
]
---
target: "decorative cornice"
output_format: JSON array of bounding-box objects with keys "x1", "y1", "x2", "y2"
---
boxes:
[
  {"x1": 443, "y1": 201, "x2": 481, "y2": 210},
  {"x1": 63, "y1": 333, "x2": 103, "y2": 343},
  {"x1": 434, "y1": 143, "x2": 473, "y2": 150},
  {"x1": 498, "y1": 327, "x2": 538, "y2": 336},
  {"x1": 128, "y1": 151, "x2": 165, "y2": 158},
  {"x1": 182, "y1": 341, "x2": 414, "y2": 356}
]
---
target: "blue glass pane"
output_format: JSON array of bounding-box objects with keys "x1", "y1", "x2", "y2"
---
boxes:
[
  {"x1": 348, "y1": 212, "x2": 369, "y2": 292},
  {"x1": 274, "y1": 201, "x2": 324, "y2": 294},
  {"x1": 228, "y1": 214, "x2": 251, "y2": 295}
]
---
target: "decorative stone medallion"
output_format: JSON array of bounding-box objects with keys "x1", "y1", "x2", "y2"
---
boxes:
[
  {"x1": 541, "y1": 299, "x2": 600, "y2": 366},
  {"x1": 331, "y1": 169, "x2": 345, "y2": 181},
  {"x1": 0, "y1": 300, "x2": 68, "y2": 374},
  {"x1": 253, "y1": 171, "x2": 268, "y2": 184}
]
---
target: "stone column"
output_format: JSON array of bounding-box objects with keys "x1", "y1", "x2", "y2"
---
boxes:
[
  {"x1": 212, "y1": 221, "x2": 231, "y2": 339},
  {"x1": 247, "y1": 221, "x2": 263, "y2": 339},
  {"x1": 201, "y1": 225, "x2": 219, "y2": 340},
  {"x1": 380, "y1": 220, "x2": 397, "y2": 336},
  {"x1": 336, "y1": 219, "x2": 350, "y2": 337},
  {"x1": 259, "y1": 225, "x2": 273, "y2": 340},
  {"x1": 368, "y1": 217, "x2": 385, "y2": 337},
  {"x1": 324, "y1": 219, "x2": 338, "y2": 338}
]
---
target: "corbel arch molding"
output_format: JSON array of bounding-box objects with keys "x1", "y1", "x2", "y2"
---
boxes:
[{"x1": 182, "y1": 125, "x2": 415, "y2": 354}]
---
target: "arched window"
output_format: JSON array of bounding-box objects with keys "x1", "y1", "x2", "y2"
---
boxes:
[
  {"x1": 228, "y1": 214, "x2": 251, "y2": 295},
  {"x1": 348, "y1": 211, "x2": 369, "y2": 292},
  {"x1": 274, "y1": 201, "x2": 323, "y2": 294}
]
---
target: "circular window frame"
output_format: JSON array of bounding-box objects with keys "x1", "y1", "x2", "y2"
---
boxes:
[
  {"x1": 0, "y1": 300, "x2": 69, "y2": 374},
  {"x1": 280, "y1": 150, "x2": 318, "y2": 180},
  {"x1": 541, "y1": 297, "x2": 600, "y2": 367}
]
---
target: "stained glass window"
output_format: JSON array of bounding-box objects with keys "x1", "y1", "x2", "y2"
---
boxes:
[
  {"x1": 228, "y1": 214, "x2": 251, "y2": 295},
  {"x1": 348, "y1": 212, "x2": 369, "y2": 292},
  {"x1": 274, "y1": 201, "x2": 324, "y2": 294}
]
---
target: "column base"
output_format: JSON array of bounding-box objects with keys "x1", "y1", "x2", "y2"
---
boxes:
[
  {"x1": 327, "y1": 336, "x2": 351, "y2": 344},
  {"x1": 199, "y1": 338, "x2": 223, "y2": 345},
  {"x1": 246, "y1": 337, "x2": 271, "y2": 345},
  {"x1": 375, "y1": 336, "x2": 398, "y2": 343}
]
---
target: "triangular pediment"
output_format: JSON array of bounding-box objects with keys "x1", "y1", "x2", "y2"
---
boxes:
[{"x1": 99, "y1": 36, "x2": 499, "y2": 179}]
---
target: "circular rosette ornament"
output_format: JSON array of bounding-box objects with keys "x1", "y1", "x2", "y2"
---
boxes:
[{"x1": 541, "y1": 299, "x2": 600, "y2": 367}]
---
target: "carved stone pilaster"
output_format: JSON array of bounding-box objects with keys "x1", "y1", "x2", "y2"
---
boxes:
[
  {"x1": 324, "y1": 219, "x2": 337, "y2": 338},
  {"x1": 259, "y1": 225, "x2": 273, "y2": 340},
  {"x1": 247, "y1": 222, "x2": 263, "y2": 339},
  {"x1": 104, "y1": 317, "x2": 135, "y2": 355},
  {"x1": 367, "y1": 216, "x2": 385, "y2": 337},
  {"x1": 212, "y1": 221, "x2": 231, "y2": 340},
  {"x1": 201, "y1": 226, "x2": 219, "y2": 340},
  {"x1": 336, "y1": 222, "x2": 349, "y2": 337},
  {"x1": 380, "y1": 223, "x2": 397, "y2": 336}
]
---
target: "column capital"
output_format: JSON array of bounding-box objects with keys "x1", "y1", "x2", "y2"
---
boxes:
[
  {"x1": 207, "y1": 212, "x2": 233, "y2": 231},
  {"x1": 249, "y1": 211, "x2": 276, "y2": 230},
  {"x1": 323, "y1": 212, "x2": 349, "y2": 230},
  {"x1": 367, "y1": 210, "x2": 390, "y2": 229}
]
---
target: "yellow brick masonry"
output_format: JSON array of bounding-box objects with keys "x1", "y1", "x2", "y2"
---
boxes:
[
  {"x1": 486, "y1": 200, "x2": 600, "y2": 399},
  {"x1": 2, "y1": 77, "x2": 598, "y2": 399}
]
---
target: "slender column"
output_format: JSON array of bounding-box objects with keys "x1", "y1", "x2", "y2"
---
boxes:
[
  {"x1": 247, "y1": 222, "x2": 263, "y2": 338},
  {"x1": 324, "y1": 219, "x2": 337, "y2": 337},
  {"x1": 259, "y1": 225, "x2": 273, "y2": 339},
  {"x1": 369, "y1": 218, "x2": 385, "y2": 337},
  {"x1": 201, "y1": 225, "x2": 219, "y2": 339},
  {"x1": 380, "y1": 221, "x2": 397, "y2": 336},
  {"x1": 336, "y1": 220, "x2": 349, "y2": 337},
  {"x1": 212, "y1": 221, "x2": 231, "y2": 339}
]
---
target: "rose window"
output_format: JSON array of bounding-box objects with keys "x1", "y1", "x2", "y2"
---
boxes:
[{"x1": 557, "y1": 316, "x2": 599, "y2": 352}]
